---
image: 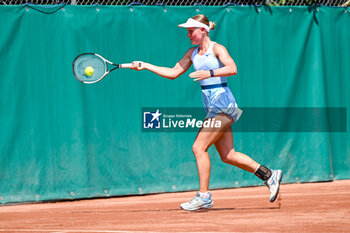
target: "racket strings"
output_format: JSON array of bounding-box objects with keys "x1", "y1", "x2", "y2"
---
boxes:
[{"x1": 73, "y1": 54, "x2": 106, "y2": 83}]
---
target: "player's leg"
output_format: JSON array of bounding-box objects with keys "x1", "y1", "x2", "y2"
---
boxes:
[
  {"x1": 192, "y1": 114, "x2": 234, "y2": 192},
  {"x1": 214, "y1": 127, "x2": 259, "y2": 172},
  {"x1": 180, "y1": 114, "x2": 233, "y2": 211},
  {"x1": 214, "y1": 128, "x2": 283, "y2": 202}
]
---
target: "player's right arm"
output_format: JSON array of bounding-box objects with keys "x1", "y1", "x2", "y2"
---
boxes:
[{"x1": 131, "y1": 47, "x2": 195, "y2": 80}]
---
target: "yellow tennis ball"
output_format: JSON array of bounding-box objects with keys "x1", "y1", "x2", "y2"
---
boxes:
[{"x1": 85, "y1": 66, "x2": 94, "y2": 76}]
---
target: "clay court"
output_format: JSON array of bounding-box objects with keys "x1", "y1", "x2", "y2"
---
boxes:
[{"x1": 0, "y1": 180, "x2": 349, "y2": 233}]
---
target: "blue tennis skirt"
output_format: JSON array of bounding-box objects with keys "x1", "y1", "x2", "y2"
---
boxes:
[{"x1": 201, "y1": 86, "x2": 242, "y2": 122}]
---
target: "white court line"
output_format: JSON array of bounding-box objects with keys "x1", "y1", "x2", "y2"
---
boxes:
[
  {"x1": 0, "y1": 231, "x2": 251, "y2": 233},
  {"x1": 0, "y1": 190, "x2": 349, "y2": 213},
  {"x1": 0, "y1": 230, "x2": 131, "y2": 233}
]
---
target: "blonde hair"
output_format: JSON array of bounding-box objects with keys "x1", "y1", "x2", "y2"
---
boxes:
[{"x1": 192, "y1": 14, "x2": 216, "y2": 30}]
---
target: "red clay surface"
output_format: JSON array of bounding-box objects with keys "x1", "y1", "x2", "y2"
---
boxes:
[{"x1": 0, "y1": 180, "x2": 349, "y2": 233}]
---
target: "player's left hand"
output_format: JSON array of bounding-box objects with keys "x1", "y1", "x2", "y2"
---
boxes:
[{"x1": 189, "y1": 70, "x2": 211, "y2": 81}]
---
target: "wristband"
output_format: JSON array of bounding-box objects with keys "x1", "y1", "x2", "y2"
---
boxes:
[{"x1": 209, "y1": 70, "x2": 214, "y2": 77}]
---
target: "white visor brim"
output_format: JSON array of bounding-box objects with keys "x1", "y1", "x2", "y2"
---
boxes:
[{"x1": 178, "y1": 18, "x2": 210, "y2": 32}]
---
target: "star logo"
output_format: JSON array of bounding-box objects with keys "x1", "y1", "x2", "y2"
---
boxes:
[
  {"x1": 143, "y1": 109, "x2": 162, "y2": 129},
  {"x1": 150, "y1": 109, "x2": 162, "y2": 122}
]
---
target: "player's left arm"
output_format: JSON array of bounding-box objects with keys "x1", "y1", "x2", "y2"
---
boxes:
[{"x1": 189, "y1": 43, "x2": 237, "y2": 81}]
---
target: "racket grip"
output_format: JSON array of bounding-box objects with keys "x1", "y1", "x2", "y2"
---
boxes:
[{"x1": 119, "y1": 63, "x2": 132, "y2": 69}]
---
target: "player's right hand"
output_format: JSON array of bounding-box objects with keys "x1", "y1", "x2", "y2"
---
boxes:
[{"x1": 131, "y1": 61, "x2": 145, "y2": 71}]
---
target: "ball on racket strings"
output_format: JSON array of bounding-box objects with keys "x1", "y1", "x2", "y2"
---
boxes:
[{"x1": 85, "y1": 66, "x2": 94, "y2": 76}]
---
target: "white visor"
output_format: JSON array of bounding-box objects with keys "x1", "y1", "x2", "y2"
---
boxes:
[{"x1": 178, "y1": 18, "x2": 210, "y2": 32}]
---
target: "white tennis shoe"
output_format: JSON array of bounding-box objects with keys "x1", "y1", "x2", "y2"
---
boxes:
[
  {"x1": 265, "y1": 169, "x2": 283, "y2": 202},
  {"x1": 180, "y1": 192, "x2": 214, "y2": 211}
]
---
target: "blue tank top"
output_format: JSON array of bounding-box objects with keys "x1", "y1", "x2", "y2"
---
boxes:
[{"x1": 191, "y1": 41, "x2": 227, "y2": 86}]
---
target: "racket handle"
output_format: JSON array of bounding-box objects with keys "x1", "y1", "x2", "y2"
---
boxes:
[{"x1": 119, "y1": 63, "x2": 132, "y2": 68}]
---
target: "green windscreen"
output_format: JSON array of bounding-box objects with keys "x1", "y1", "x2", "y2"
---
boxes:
[{"x1": 0, "y1": 5, "x2": 349, "y2": 204}]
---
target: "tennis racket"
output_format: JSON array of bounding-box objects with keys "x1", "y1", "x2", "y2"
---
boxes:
[{"x1": 72, "y1": 53, "x2": 133, "y2": 84}]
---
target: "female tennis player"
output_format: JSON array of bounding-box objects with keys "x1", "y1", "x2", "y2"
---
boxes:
[{"x1": 131, "y1": 15, "x2": 283, "y2": 211}]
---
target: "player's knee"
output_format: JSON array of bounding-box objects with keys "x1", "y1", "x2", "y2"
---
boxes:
[
  {"x1": 221, "y1": 150, "x2": 237, "y2": 164},
  {"x1": 192, "y1": 142, "x2": 207, "y2": 156},
  {"x1": 220, "y1": 155, "x2": 230, "y2": 164}
]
